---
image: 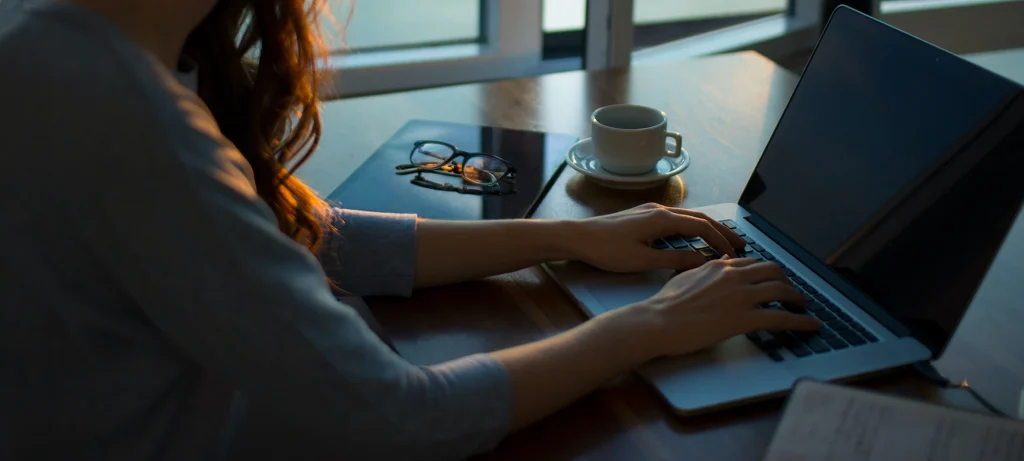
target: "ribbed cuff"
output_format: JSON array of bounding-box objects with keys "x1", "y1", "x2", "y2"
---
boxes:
[{"x1": 319, "y1": 208, "x2": 418, "y2": 297}]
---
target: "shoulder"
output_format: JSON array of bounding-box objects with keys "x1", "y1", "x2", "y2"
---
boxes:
[
  {"x1": 0, "y1": 1, "x2": 176, "y2": 108},
  {"x1": 0, "y1": 1, "x2": 255, "y2": 192}
]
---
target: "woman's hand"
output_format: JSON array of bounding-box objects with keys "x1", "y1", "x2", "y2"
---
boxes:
[
  {"x1": 625, "y1": 256, "x2": 821, "y2": 358},
  {"x1": 567, "y1": 203, "x2": 747, "y2": 273}
]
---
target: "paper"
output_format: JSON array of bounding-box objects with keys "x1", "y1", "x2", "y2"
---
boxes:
[{"x1": 764, "y1": 380, "x2": 1024, "y2": 461}]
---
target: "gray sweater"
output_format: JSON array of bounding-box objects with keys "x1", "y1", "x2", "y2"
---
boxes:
[{"x1": 0, "y1": 1, "x2": 512, "y2": 459}]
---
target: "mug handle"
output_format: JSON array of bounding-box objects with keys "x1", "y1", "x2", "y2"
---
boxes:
[{"x1": 665, "y1": 132, "x2": 683, "y2": 158}]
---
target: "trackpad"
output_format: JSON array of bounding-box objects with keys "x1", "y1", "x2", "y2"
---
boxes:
[
  {"x1": 583, "y1": 270, "x2": 671, "y2": 315},
  {"x1": 638, "y1": 336, "x2": 797, "y2": 414}
]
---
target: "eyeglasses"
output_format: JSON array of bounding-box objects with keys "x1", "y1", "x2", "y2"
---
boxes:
[{"x1": 395, "y1": 140, "x2": 517, "y2": 195}]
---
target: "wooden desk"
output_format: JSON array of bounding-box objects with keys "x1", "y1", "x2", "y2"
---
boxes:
[{"x1": 309, "y1": 52, "x2": 1024, "y2": 460}]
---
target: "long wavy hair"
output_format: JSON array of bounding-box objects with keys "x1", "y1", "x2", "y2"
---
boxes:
[{"x1": 183, "y1": 0, "x2": 334, "y2": 252}]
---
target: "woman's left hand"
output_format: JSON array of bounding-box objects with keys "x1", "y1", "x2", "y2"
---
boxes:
[{"x1": 566, "y1": 203, "x2": 747, "y2": 273}]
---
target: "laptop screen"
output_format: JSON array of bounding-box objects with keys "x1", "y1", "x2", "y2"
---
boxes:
[{"x1": 739, "y1": 7, "x2": 1023, "y2": 352}]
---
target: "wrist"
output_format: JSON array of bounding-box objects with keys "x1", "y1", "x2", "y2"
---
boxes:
[
  {"x1": 529, "y1": 218, "x2": 584, "y2": 261},
  {"x1": 546, "y1": 218, "x2": 587, "y2": 261},
  {"x1": 590, "y1": 303, "x2": 663, "y2": 366}
]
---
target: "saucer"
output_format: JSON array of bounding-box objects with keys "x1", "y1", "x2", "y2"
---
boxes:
[{"x1": 565, "y1": 138, "x2": 690, "y2": 190}]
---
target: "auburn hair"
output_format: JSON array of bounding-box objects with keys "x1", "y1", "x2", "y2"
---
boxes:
[{"x1": 183, "y1": 0, "x2": 334, "y2": 252}]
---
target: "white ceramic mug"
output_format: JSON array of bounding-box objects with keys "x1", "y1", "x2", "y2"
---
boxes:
[{"x1": 591, "y1": 104, "x2": 683, "y2": 175}]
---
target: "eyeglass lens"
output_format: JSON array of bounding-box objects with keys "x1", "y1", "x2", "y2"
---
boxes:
[
  {"x1": 412, "y1": 142, "x2": 509, "y2": 185},
  {"x1": 463, "y1": 156, "x2": 509, "y2": 184},
  {"x1": 410, "y1": 143, "x2": 454, "y2": 169}
]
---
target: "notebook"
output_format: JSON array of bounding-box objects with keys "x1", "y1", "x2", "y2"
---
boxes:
[
  {"x1": 326, "y1": 119, "x2": 579, "y2": 220},
  {"x1": 765, "y1": 380, "x2": 1024, "y2": 461}
]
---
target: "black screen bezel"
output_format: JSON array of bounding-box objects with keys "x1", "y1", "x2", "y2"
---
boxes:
[{"x1": 737, "y1": 6, "x2": 1024, "y2": 357}]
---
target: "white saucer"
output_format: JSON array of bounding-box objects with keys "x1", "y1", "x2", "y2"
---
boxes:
[{"x1": 565, "y1": 138, "x2": 691, "y2": 190}]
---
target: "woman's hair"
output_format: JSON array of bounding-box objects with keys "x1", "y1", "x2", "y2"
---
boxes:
[{"x1": 183, "y1": 0, "x2": 333, "y2": 252}]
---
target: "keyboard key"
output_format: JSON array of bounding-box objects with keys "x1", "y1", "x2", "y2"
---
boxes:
[
  {"x1": 699, "y1": 248, "x2": 717, "y2": 258},
  {"x1": 826, "y1": 319, "x2": 849, "y2": 331},
  {"x1": 742, "y1": 245, "x2": 755, "y2": 253},
  {"x1": 762, "y1": 252, "x2": 776, "y2": 260},
  {"x1": 838, "y1": 329, "x2": 866, "y2": 346},
  {"x1": 804, "y1": 286, "x2": 819, "y2": 295},
  {"x1": 783, "y1": 269, "x2": 795, "y2": 277},
  {"x1": 791, "y1": 276, "x2": 807, "y2": 285},
  {"x1": 805, "y1": 337, "x2": 831, "y2": 353},
  {"x1": 653, "y1": 239, "x2": 669, "y2": 249},
  {"x1": 814, "y1": 310, "x2": 837, "y2": 321},
  {"x1": 805, "y1": 302, "x2": 825, "y2": 313},
  {"x1": 775, "y1": 262, "x2": 787, "y2": 269},
  {"x1": 767, "y1": 350, "x2": 784, "y2": 362},
  {"x1": 690, "y1": 240, "x2": 709, "y2": 250},
  {"x1": 769, "y1": 330, "x2": 792, "y2": 342},
  {"x1": 818, "y1": 327, "x2": 837, "y2": 338},
  {"x1": 783, "y1": 304, "x2": 804, "y2": 314},
  {"x1": 813, "y1": 293, "x2": 830, "y2": 303},
  {"x1": 837, "y1": 312, "x2": 853, "y2": 322},
  {"x1": 746, "y1": 330, "x2": 780, "y2": 350},
  {"x1": 721, "y1": 220, "x2": 737, "y2": 229},
  {"x1": 862, "y1": 331, "x2": 878, "y2": 342},
  {"x1": 665, "y1": 235, "x2": 688, "y2": 249},
  {"x1": 747, "y1": 252, "x2": 764, "y2": 261},
  {"x1": 742, "y1": 236, "x2": 755, "y2": 244},
  {"x1": 825, "y1": 302, "x2": 842, "y2": 313},
  {"x1": 851, "y1": 323, "x2": 866, "y2": 333},
  {"x1": 826, "y1": 337, "x2": 849, "y2": 349},
  {"x1": 751, "y1": 244, "x2": 765, "y2": 252},
  {"x1": 685, "y1": 236, "x2": 703, "y2": 242},
  {"x1": 733, "y1": 229, "x2": 746, "y2": 236},
  {"x1": 787, "y1": 343, "x2": 812, "y2": 358}
]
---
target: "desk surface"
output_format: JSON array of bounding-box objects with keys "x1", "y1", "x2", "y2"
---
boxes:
[{"x1": 309, "y1": 52, "x2": 1024, "y2": 460}]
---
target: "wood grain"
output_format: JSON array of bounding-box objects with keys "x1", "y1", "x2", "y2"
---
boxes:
[{"x1": 309, "y1": 51, "x2": 1024, "y2": 460}]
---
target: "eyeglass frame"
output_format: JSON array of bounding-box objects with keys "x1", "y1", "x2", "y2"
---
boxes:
[
  {"x1": 407, "y1": 172, "x2": 517, "y2": 196},
  {"x1": 394, "y1": 140, "x2": 517, "y2": 186}
]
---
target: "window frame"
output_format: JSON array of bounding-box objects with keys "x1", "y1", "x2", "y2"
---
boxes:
[
  {"x1": 632, "y1": 0, "x2": 1024, "y2": 67},
  {"x1": 326, "y1": 0, "x2": 1024, "y2": 98},
  {"x1": 324, "y1": 0, "x2": 580, "y2": 98}
]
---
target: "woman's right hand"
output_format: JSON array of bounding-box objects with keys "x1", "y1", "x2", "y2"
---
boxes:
[{"x1": 629, "y1": 256, "x2": 821, "y2": 358}]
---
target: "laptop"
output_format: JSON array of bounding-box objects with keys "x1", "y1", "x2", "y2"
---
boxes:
[{"x1": 544, "y1": 6, "x2": 1024, "y2": 415}]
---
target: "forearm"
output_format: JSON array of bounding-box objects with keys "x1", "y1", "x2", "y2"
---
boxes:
[
  {"x1": 414, "y1": 218, "x2": 578, "y2": 288},
  {"x1": 491, "y1": 305, "x2": 657, "y2": 431}
]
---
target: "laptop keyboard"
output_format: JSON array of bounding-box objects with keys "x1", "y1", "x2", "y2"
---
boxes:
[{"x1": 652, "y1": 219, "x2": 879, "y2": 361}]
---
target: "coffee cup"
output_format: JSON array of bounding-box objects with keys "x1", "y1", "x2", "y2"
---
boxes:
[{"x1": 590, "y1": 104, "x2": 683, "y2": 175}]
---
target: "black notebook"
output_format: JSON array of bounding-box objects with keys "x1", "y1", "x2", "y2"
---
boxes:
[{"x1": 327, "y1": 120, "x2": 579, "y2": 220}]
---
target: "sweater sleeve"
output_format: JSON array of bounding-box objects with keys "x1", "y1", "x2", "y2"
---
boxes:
[
  {"x1": 73, "y1": 58, "x2": 513, "y2": 460},
  {"x1": 318, "y1": 208, "x2": 418, "y2": 297}
]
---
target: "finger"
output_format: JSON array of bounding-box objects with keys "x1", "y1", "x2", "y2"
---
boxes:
[
  {"x1": 663, "y1": 214, "x2": 737, "y2": 257},
  {"x1": 734, "y1": 261, "x2": 788, "y2": 284},
  {"x1": 651, "y1": 248, "x2": 708, "y2": 271},
  {"x1": 660, "y1": 208, "x2": 747, "y2": 250},
  {"x1": 725, "y1": 257, "x2": 760, "y2": 268},
  {"x1": 744, "y1": 281, "x2": 806, "y2": 307},
  {"x1": 656, "y1": 213, "x2": 737, "y2": 258},
  {"x1": 694, "y1": 218, "x2": 737, "y2": 258},
  {"x1": 745, "y1": 309, "x2": 821, "y2": 332}
]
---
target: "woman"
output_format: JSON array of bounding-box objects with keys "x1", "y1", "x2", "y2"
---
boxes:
[{"x1": 0, "y1": 0, "x2": 819, "y2": 459}]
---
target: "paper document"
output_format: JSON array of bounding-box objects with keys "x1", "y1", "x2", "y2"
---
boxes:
[{"x1": 764, "y1": 380, "x2": 1024, "y2": 461}]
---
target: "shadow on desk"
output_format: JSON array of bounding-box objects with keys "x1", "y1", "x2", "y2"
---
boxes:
[{"x1": 562, "y1": 174, "x2": 687, "y2": 217}]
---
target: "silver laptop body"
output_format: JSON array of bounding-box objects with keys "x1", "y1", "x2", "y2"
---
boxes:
[{"x1": 545, "y1": 7, "x2": 1024, "y2": 415}]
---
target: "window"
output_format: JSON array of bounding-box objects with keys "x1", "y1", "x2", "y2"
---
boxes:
[
  {"x1": 328, "y1": 0, "x2": 1024, "y2": 96},
  {"x1": 326, "y1": 0, "x2": 565, "y2": 98},
  {"x1": 632, "y1": 0, "x2": 786, "y2": 49},
  {"x1": 327, "y1": 0, "x2": 482, "y2": 52}
]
